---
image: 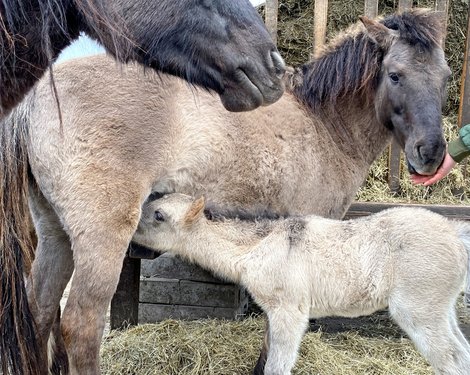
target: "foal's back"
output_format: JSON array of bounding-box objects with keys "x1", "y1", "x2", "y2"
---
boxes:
[{"x1": 323, "y1": 208, "x2": 465, "y2": 291}]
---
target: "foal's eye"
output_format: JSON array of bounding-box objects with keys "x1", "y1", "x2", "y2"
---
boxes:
[
  {"x1": 389, "y1": 73, "x2": 400, "y2": 84},
  {"x1": 154, "y1": 211, "x2": 165, "y2": 222}
]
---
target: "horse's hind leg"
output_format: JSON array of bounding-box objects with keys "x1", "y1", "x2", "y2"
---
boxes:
[
  {"x1": 390, "y1": 299, "x2": 470, "y2": 374},
  {"x1": 27, "y1": 186, "x2": 75, "y2": 374}
]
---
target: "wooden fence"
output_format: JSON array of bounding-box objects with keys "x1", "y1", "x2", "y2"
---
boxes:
[{"x1": 110, "y1": 0, "x2": 470, "y2": 329}]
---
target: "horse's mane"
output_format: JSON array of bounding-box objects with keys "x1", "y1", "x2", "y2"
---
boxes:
[
  {"x1": 0, "y1": 0, "x2": 131, "y2": 73},
  {"x1": 203, "y1": 204, "x2": 282, "y2": 222},
  {"x1": 291, "y1": 9, "x2": 445, "y2": 113}
]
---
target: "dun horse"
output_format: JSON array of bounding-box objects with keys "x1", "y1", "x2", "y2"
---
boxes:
[
  {"x1": 1, "y1": 0, "x2": 284, "y2": 372},
  {"x1": 0, "y1": 0, "x2": 285, "y2": 116},
  {"x1": 134, "y1": 193, "x2": 470, "y2": 375},
  {"x1": 1, "y1": 9, "x2": 450, "y2": 375}
]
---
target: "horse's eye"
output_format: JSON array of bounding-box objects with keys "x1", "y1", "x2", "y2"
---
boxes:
[
  {"x1": 154, "y1": 211, "x2": 165, "y2": 222},
  {"x1": 389, "y1": 73, "x2": 400, "y2": 84}
]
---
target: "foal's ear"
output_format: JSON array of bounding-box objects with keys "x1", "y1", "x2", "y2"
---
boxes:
[
  {"x1": 360, "y1": 16, "x2": 395, "y2": 48},
  {"x1": 183, "y1": 197, "x2": 206, "y2": 225}
]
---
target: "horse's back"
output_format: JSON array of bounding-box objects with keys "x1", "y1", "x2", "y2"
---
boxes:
[{"x1": 25, "y1": 54, "x2": 353, "y2": 216}]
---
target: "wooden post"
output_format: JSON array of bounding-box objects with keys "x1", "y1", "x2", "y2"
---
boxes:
[
  {"x1": 398, "y1": 0, "x2": 412, "y2": 11},
  {"x1": 313, "y1": 0, "x2": 329, "y2": 53},
  {"x1": 435, "y1": 0, "x2": 449, "y2": 48},
  {"x1": 364, "y1": 0, "x2": 378, "y2": 19},
  {"x1": 110, "y1": 244, "x2": 159, "y2": 329},
  {"x1": 110, "y1": 254, "x2": 141, "y2": 329},
  {"x1": 386, "y1": 0, "x2": 413, "y2": 193},
  {"x1": 458, "y1": 6, "x2": 470, "y2": 128},
  {"x1": 457, "y1": 5, "x2": 470, "y2": 182},
  {"x1": 265, "y1": 0, "x2": 279, "y2": 45}
]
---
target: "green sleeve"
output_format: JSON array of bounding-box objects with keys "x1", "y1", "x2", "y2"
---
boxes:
[{"x1": 449, "y1": 124, "x2": 470, "y2": 163}]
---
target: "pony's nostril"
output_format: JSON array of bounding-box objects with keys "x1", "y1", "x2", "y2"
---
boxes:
[
  {"x1": 416, "y1": 144, "x2": 423, "y2": 159},
  {"x1": 271, "y1": 51, "x2": 286, "y2": 78}
]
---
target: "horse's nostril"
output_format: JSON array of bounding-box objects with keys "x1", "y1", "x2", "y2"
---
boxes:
[
  {"x1": 416, "y1": 144, "x2": 423, "y2": 159},
  {"x1": 271, "y1": 51, "x2": 286, "y2": 78}
]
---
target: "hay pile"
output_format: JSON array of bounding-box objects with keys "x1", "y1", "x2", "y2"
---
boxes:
[
  {"x1": 100, "y1": 317, "x2": 432, "y2": 375},
  {"x1": 101, "y1": 297, "x2": 470, "y2": 375}
]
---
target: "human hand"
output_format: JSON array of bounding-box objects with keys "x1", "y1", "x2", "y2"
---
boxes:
[{"x1": 410, "y1": 152, "x2": 457, "y2": 186}]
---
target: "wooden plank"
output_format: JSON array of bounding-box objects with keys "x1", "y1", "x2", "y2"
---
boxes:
[
  {"x1": 265, "y1": 0, "x2": 279, "y2": 45},
  {"x1": 141, "y1": 252, "x2": 224, "y2": 283},
  {"x1": 344, "y1": 201, "x2": 470, "y2": 221},
  {"x1": 313, "y1": 0, "x2": 328, "y2": 52},
  {"x1": 140, "y1": 277, "x2": 244, "y2": 308},
  {"x1": 458, "y1": 10, "x2": 470, "y2": 128},
  {"x1": 364, "y1": 0, "x2": 378, "y2": 19},
  {"x1": 110, "y1": 255, "x2": 141, "y2": 329}
]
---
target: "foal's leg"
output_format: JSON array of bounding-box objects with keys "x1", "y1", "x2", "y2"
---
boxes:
[
  {"x1": 27, "y1": 187, "x2": 75, "y2": 374},
  {"x1": 264, "y1": 307, "x2": 308, "y2": 375},
  {"x1": 449, "y1": 310, "x2": 470, "y2": 357},
  {"x1": 253, "y1": 318, "x2": 270, "y2": 375},
  {"x1": 390, "y1": 299, "x2": 470, "y2": 375},
  {"x1": 58, "y1": 186, "x2": 143, "y2": 375}
]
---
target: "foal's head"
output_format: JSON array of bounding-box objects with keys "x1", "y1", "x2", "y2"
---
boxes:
[
  {"x1": 134, "y1": 193, "x2": 206, "y2": 250},
  {"x1": 368, "y1": 10, "x2": 449, "y2": 175}
]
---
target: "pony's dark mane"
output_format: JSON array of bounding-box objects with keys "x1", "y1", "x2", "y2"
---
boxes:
[
  {"x1": 292, "y1": 9, "x2": 444, "y2": 113},
  {"x1": 203, "y1": 204, "x2": 282, "y2": 222}
]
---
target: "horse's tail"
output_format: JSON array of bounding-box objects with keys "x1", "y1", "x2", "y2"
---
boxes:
[
  {"x1": 0, "y1": 98, "x2": 43, "y2": 374},
  {"x1": 454, "y1": 220, "x2": 470, "y2": 308}
]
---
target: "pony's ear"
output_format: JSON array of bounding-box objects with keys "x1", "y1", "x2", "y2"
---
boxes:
[
  {"x1": 183, "y1": 197, "x2": 206, "y2": 225},
  {"x1": 360, "y1": 16, "x2": 395, "y2": 48}
]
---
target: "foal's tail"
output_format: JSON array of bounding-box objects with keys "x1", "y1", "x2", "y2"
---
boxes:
[
  {"x1": 0, "y1": 99, "x2": 42, "y2": 374},
  {"x1": 454, "y1": 220, "x2": 470, "y2": 307}
]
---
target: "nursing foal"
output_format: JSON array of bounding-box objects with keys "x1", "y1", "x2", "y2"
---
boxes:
[{"x1": 133, "y1": 193, "x2": 470, "y2": 375}]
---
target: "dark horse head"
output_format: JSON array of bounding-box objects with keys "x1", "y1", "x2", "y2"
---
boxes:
[
  {"x1": 0, "y1": 0, "x2": 285, "y2": 116},
  {"x1": 295, "y1": 9, "x2": 448, "y2": 176},
  {"x1": 367, "y1": 10, "x2": 449, "y2": 175}
]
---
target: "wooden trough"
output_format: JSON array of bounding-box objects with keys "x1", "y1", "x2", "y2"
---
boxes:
[{"x1": 110, "y1": 0, "x2": 470, "y2": 329}]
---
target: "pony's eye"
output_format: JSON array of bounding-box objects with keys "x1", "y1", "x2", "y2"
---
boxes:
[
  {"x1": 389, "y1": 73, "x2": 400, "y2": 84},
  {"x1": 154, "y1": 211, "x2": 165, "y2": 222}
]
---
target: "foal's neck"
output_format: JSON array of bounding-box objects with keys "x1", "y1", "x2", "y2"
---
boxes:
[{"x1": 178, "y1": 219, "x2": 276, "y2": 283}]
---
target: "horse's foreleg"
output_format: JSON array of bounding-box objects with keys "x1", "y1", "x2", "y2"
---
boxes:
[
  {"x1": 61, "y1": 228, "x2": 135, "y2": 375},
  {"x1": 264, "y1": 307, "x2": 308, "y2": 375}
]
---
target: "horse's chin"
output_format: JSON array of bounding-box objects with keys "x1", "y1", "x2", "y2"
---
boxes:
[
  {"x1": 220, "y1": 86, "x2": 263, "y2": 112},
  {"x1": 220, "y1": 69, "x2": 284, "y2": 112},
  {"x1": 406, "y1": 159, "x2": 439, "y2": 176}
]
